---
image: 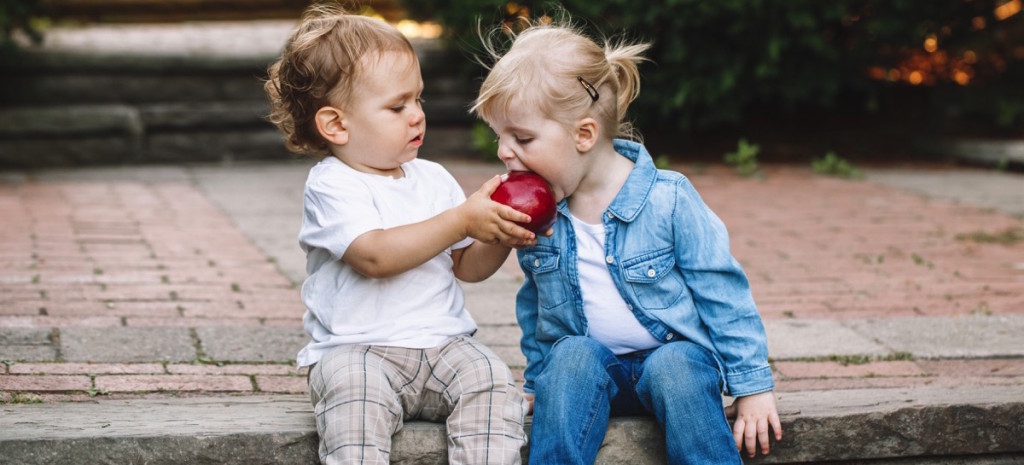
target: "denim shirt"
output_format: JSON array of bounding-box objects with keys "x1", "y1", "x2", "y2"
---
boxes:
[{"x1": 515, "y1": 139, "x2": 774, "y2": 397}]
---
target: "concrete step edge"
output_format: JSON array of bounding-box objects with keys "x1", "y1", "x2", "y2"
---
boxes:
[{"x1": 1, "y1": 386, "x2": 1022, "y2": 464}]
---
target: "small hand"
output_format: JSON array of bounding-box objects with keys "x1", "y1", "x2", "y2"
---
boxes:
[
  {"x1": 724, "y1": 391, "x2": 782, "y2": 458},
  {"x1": 523, "y1": 392, "x2": 534, "y2": 415},
  {"x1": 461, "y1": 175, "x2": 536, "y2": 247}
]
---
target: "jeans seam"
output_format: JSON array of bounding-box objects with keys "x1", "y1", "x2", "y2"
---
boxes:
[{"x1": 576, "y1": 373, "x2": 612, "y2": 454}]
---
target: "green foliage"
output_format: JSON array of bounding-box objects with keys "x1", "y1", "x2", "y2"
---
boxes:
[
  {"x1": 654, "y1": 154, "x2": 672, "y2": 170},
  {"x1": 398, "y1": 0, "x2": 1024, "y2": 134},
  {"x1": 1, "y1": 392, "x2": 43, "y2": 404},
  {"x1": 471, "y1": 121, "x2": 499, "y2": 160},
  {"x1": 811, "y1": 151, "x2": 864, "y2": 179},
  {"x1": 0, "y1": 0, "x2": 45, "y2": 53},
  {"x1": 955, "y1": 227, "x2": 1024, "y2": 245},
  {"x1": 724, "y1": 138, "x2": 759, "y2": 177}
]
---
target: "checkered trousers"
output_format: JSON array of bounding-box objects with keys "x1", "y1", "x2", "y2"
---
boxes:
[{"x1": 308, "y1": 336, "x2": 528, "y2": 465}]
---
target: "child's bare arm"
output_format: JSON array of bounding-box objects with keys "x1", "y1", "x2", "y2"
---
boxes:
[
  {"x1": 343, "y1": 175, "x2": 534, "y2": 279},
  {"x1": 725, "y1": 391, "x2": 783, "y2": 458}
]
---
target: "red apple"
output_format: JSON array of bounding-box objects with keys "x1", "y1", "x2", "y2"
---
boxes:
[{"x1": 490, "y1": 171, "x2": 557, "y2": 233}]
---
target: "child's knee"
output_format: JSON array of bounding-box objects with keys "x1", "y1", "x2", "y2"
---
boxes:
[
  {"x1": 546, "y1": 335, "x2": 609, "y2": 369},
  {"x1": 641, "y1": 342, "x2": 722, "y2": 397},
  {"x1": 535, "y1": 336, "x2": 616, "y2": 393}
]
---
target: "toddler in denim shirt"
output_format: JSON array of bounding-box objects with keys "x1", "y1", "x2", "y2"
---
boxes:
[{"x1": 472, "y1": 15, "x2": 783, "y2": 465}]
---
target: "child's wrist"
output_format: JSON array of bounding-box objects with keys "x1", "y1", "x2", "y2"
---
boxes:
[{"x1": 448, "y1": 205, "x2": 472, "y2": 239}]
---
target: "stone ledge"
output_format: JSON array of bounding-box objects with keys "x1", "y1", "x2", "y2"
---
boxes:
[
  {"x1": 0, "y1": 104, "x2": 477, "y2": 167},
  {"x1": 1, "y1": 386, "x2": 1021, "y2": 465},
  {"x1": 916, "y1": 138, "x2": 1024, "y2": 172}
]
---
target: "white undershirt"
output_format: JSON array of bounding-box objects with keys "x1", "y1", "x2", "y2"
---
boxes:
[{"x1": 572, "y1": 214, "x2": 663, "y2": 355}]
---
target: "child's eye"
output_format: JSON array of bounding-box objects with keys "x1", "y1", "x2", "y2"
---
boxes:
[
  {"x1": 416, "y1": 97, "x2": 425, "y2": 105},
  {"x1": 516, "y1": 137, "x2": 533, "y2": 145},
  {"x1": 390, "y1": 105, "x2": 405, "y2": 113}
]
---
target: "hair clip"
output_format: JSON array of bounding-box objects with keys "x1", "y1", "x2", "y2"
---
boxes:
[{"x1": 577, "y1": 76, "x2": 599, "y2": 102}]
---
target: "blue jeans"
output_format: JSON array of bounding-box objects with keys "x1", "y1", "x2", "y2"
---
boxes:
[{"x1": 529, "y1": 336, "x2": 740, "y2": 465}]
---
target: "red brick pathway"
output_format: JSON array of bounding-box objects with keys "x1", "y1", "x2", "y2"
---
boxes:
[
  {"x1": 0, "y1": 179, "x2": 306, "y2": 402},
  {"x1": 2, "y1": 164, "x2": 1023, "y2": 402}
]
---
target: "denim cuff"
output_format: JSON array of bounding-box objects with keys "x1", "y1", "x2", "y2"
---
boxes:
[{"x1": 725, "y1": 365, "x2": 774, "y2": 397}]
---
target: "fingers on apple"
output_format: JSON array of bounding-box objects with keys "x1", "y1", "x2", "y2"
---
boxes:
[
  {"x1": 479, "y1": 175, "x2": 503, "y2": 195},
  {"x1": 500, "y1": 205, "x2": 532, "y2": 225}
]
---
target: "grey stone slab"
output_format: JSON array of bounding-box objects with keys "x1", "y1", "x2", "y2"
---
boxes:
[
  {"x1": 139, "y1": 102, "x2": 269, "y2": 129},
  {"x1": 0, "y1": 328, "x2": 56, "y2": 363},
  {"x1": 60, "y1": 327, "x2": 195, "y2": 363},
  {"x1": 146, "y1": 130, "x2": 286, "y2": 163},
  {"x1": 0, "y1": 137, "x2": 136, "y2": 168},
  {"x1": 0, "y1": 105, "x2": 142, "y2": 137},
  {"x1": 189, "y1": 161, "x2": 310, "y2": 284},
  {"x1": 461, "y1": 279, "x2": 520, "y2": 325},
  {"x1": 0, "y1": 328, "x2": 53, "y2": 346},
  {"x1": 196, "y1": 326, "x2": 306, "y2": 363},
  {"x1": 21, "y1": 20, "x2": 294, "y2": 60},
  {"x1": 0, "y1": 345, "x2": 59, "y2": 362},
  {"x1": 2, "y1": 386, "x2": 1022, "y2": 465},
  {"x1": 869, "y1": 169, "x2": 1024, "y2": 217},
  {"x1": 764, "y1": 319, "x2": 889, "y2": 360},
  {"x1": 31, "y1": 164, "x2": 192, "y2": 183},
  {"x1": 846, "y1": 315, "x2": 1024, "y2": 358},
  {"x1": 489, "y1": 344, "x2": 527, "y2": 370},
  {"x1": 472, "y1": 324, "x2": 522, "y2": 348},
  {"x1": 914, "y1": 139, "x2": 1024, "y2": 173}
]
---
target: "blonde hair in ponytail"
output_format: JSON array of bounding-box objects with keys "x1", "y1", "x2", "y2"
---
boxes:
[{"x1": 472, "y1": 14, "x2": 649, "y2": 141}]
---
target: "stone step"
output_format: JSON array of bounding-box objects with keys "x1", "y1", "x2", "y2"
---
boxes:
[
  {"x1": 0, "y1": 36, "x2": 482, "y2": 167},
  {"x1": 0, "y1": 39, "x2": 475, "y2": 116},
  {"x1": 0, "y1": 102, "x2": 475, "y2": 166},
  {"x1": 2, "y1": 386, "x2": 1022, "y2": 465}
]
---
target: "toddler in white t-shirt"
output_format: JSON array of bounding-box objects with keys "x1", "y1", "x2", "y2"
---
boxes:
[{"x1": 264, "y1": 5, "x2": 539, "y2": 464}]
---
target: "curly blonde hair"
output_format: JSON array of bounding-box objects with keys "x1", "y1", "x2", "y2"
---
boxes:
[
  {"x1": 264, "y1": 4, "x2": 416, "y2": 156},
  {"x1": 472, "y1": 16, "x2": 649, "y2": 142}
]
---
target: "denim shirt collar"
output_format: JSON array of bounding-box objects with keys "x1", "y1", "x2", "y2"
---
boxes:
[
  {"x1": 555, "y1": 139, "x2": 657, "y2": 222},
  {"x1": 609, "y1": 139, "x2": 658, "y2": 222}
]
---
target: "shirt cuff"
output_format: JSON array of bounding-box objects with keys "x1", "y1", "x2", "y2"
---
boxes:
[{"x1": 725, "y1": 365, "x2": 775, "y2": 397}]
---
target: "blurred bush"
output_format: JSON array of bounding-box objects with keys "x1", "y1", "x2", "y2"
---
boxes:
[
  {"x1": 1, "y1": 0, "x2": 45, "y2": 52},
  {"x1": 399, "y1": 0, "x2": 1024, "y2": 136}
]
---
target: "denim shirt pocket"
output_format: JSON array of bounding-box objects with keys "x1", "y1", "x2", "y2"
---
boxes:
[
  {"x1": 622, "y1": 248, "x2": 686, "y2": 310},
  {"x1": 520, "y1": 247, "x2": 569, "y2": 311}
]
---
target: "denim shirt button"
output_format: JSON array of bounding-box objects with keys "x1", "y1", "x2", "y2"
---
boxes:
[
  {"x1": 605, "y1": 255, "x2": 615, "y2": 264},
  {"x1": 666, "y1": 333, "x2": 675, "y2": 341},
  {"x1": 646, "y1": 268, "x2": 656, "y2": 278},
  {"x1": 534, "y1": 258, "x2": 540, "y2": 267}
]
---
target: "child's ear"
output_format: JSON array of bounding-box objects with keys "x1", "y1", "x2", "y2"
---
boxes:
[
  {"x1": 315, "y1": 106, "x2": 349, "y2": 145},
  {"x1": 574, "y1": 117, "x2": 599, "y2": 153}
]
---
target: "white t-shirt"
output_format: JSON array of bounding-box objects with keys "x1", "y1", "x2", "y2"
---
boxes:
[
  {"x1": 572, "y1": 214, "x2": 663, "y2": 355},
  {"x1": 296, "y1": 157, "x2": 476, "y2": 367}
]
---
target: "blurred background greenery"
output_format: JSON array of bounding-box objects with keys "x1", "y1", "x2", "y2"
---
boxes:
[
  {"x1": 400, "y1": 0, "x2": 1024, "y2": 161},
  {"x1": 2, "y1": 0, "x2": 1021, "y2": 165}
]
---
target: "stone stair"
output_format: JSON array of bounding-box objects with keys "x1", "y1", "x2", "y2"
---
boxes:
[
  {"x1": 3, "y1": 386, "x2": 1023, "y2": 465},
  {"x1": 0, "y1": 22, "x2": 479, "y2": 168}
]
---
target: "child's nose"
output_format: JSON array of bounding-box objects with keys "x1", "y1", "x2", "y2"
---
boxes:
[
  {"x1": 496, "y1": 143, "x2": 516, "y2": 163},
  {"x1": 497, "y1": 146, "x2": 527, "y2": 171},
  {"x1": 409, "y1": 106, "x2": 425, "y2": 125}
]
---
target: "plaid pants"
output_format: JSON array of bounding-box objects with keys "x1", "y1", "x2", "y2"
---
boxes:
[{"x1": 308, "y1": 336, "x2": 527, "y2": 465}]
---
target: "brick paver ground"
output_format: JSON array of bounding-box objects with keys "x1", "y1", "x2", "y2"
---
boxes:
[
  {"x1": 0, "y1": 176, "x2": 304, "y2": 402},
  {"x1": 2, "y1": 162, "x2": 1023, "y2": 403}
]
